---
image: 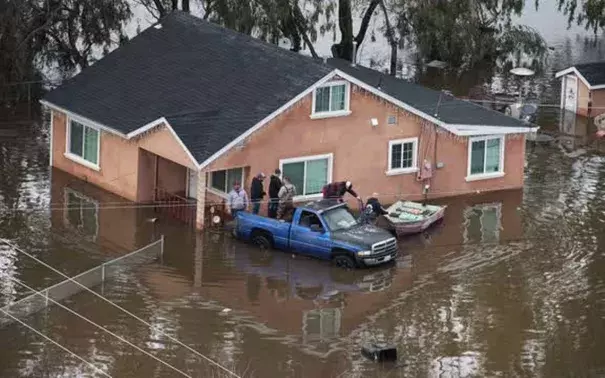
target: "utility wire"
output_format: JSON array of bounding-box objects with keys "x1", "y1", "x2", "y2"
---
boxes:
[
  {"x1": 0, "y1": 238, "x2": 242, "y2": 378},
  {"x1": 3, "y1": 276, "x2": 193, "y2": 378},
  {"x1": 0, "y1": 307, "x2": 113, "y2": 378}
]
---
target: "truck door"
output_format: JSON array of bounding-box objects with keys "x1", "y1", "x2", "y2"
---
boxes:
[{"x1": 290, "y1": 210, "x2": 332, "y2": 259}]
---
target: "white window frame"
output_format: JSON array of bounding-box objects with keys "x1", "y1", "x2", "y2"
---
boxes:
[
  {"x1": 279, "y1": 153, "x2": 333, "y2": 200},
  {"x1": 310, "y1": 80, "x2": 351, "y2": 119},
  {"x1": 466, "y1": 135, "x2": 505, "y2": 182},
  {"x1": 62, "y1": 188, "x2": 99, "y2": 241},
  {"x1": 206, "y1": 167, "x2": 245, "y2": 198},
  {"x1": 386, "y1": 137, "x2": 419, "y2": 176},
  {"x1": 64, "y1": 117, "x2": 101, "y2": 171}
]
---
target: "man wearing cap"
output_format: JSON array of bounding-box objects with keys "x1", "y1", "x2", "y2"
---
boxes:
[
  {"x1": 250, "y1": 172, "x2": 266, "y2": 215},
  {"x1": 322, "y1": 180, "x2": 361, "y2": 203}
]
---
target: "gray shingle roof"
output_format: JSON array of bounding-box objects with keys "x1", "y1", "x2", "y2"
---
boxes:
[
  {"x1": 43, "y1": 11, "x2": 332, "y2": 164},
  {"x1": 327, "y1": 58, "x2": 531, "y2": 128},
  {"x1": 572, "y1": 61, "x2": 605, "y2": 86}
]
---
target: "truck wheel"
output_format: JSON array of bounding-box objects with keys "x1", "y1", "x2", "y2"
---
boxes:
[
  {"x1": 333, "y1": 254, "x2": 356, "y2": 270},
  {"x1": 251, "y1": 232, "x2": 272, "y2": 249}
]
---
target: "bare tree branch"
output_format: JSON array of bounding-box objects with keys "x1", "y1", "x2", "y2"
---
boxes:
[{"x1": 379, "y1": 0, "x2": 397, "y2": 75}]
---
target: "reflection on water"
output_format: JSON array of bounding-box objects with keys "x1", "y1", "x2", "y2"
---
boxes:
[{"x1": 2, "y1": 44, "x2": 605, "y2": 377}]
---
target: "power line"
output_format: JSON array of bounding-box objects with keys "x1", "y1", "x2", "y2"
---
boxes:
[
  {"x1": 0, "y1": 307, "x2": 113, "y2": 378},
  {"x1": 0, "y1": 238, "x2": 242, "y2": 378},
  {"x1": 0, "y1": 180, "x2": 585, "y2": 214},
  {"x1": 3, "y1": 276, "x2": 193, "y2": 378}
]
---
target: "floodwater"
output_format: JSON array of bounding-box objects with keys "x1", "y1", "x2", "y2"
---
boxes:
[{"x1": 2, "y1": 16, "x2": 605, "y2": 378}]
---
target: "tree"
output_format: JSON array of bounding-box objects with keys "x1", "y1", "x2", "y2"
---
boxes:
[
  {"x1": 395, "y1": 0, "x2": 547, "y2": 70},
  {"x1": 557, "y1": 0, "x2": 605, "y2": 34},
  {"x1": 0, "y1": 0, "x2": 132, "y2": 85}
]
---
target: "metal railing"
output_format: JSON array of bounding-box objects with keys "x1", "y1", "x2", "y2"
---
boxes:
[
  {"x1": 154, "y1": 187, "x2": 197, "y2": 225},
  {"x1": 0, "y1": 236, "x2": 164, "y2": 327}
]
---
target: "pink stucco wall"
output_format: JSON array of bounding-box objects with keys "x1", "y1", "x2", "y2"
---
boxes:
[
  {"x1": 203, "y1": 82, "x2": 527, "y2": 216},
  {"x1": 51, "y1": 111, "x2": 195, "y2": 202}
]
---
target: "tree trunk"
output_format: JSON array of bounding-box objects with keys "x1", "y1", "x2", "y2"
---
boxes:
[
  {"x1": 379, "y1": 0, "x2": 397, "y2": 76},
  {"x1": 355, "y1": 0, "x2": 381, "y2": 45},
  {"x1": 182, "y1": 0, "x2": 190, "y2": 12},
  {"x1": 152, "y1": 0, "x2": 166, "y2": 17},
  {"x1": 331, "y1": 0, "x2": 380, "y2": 61},
  {"x1": 171, "y1": 0, "x2": 178, "y2": 11},
  {"x1": 292, "y1": 2, "x2": 318, "y2": 58}
]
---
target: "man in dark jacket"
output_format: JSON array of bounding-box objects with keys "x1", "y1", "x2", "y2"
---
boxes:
[
  {"x1": 250, "y1": 172, "x2": 266, "y2": 215},
  {"x1": 322, "y1": 181, "x2": 360, "y2": 202},
  {"x1": 366, "y1": 192, "x2": 388, "y2": 216},
  {"x1": 268, "y1": 169, "x2": 282, "y2": 218}
]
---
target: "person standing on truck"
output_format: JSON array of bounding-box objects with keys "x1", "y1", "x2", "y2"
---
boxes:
[
  {"x1": 268, "y1": 169, "x2": 282, "y2": 218},
  {"x1": 322, "y1": 181, "x2": 361, "y2": 203},
  {"x1": 227, "y1": 181, "x2": 248, "y2": 217},
  {"x1": 250, "y1": 172, "x2": 266, "y2": 215},
  {"x1": 277, "y1": 176, "x2": 296, "y2": 220}
]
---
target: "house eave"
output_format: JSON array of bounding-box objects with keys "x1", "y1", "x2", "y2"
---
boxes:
[
  {"x1": 40, "y1": 100, "x2": 127, "y2": 138},
  {"x1": 447, "y1": 124, "x2": 539, "y2": 136},
  {"x1": 41, "y1": 100, "x2": 200, "y2": 169},
  {"x1": 554, "y1": 67, "x2": 595, "y2": 89}
]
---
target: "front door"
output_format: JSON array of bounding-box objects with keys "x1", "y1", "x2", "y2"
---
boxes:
[{"x1": 562, "y1": 75, "x2": 578, "y2": 113}]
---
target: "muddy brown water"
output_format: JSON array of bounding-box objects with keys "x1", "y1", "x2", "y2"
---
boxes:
[{"x1": 2, "y1": 41, "x2": 605, "y2": 378}]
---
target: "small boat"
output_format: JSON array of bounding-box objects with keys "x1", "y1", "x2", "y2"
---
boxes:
[{"x1": 374, "y1": 201, "x2": 446, "y2": 238}]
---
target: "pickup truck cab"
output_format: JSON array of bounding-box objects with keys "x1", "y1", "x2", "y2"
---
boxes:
[{"x1": 233, "y1": 200, "x2": 398, "y2": 269}]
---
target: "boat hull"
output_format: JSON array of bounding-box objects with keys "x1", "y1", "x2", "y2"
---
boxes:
[{"x1": 375, "y1": 203, "x2": 446, "y2": 237}]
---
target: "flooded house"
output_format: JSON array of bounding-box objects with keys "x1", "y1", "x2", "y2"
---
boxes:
[
  {"x1": 555, "y1": 62, "x2": 605, "y2": 118},
  {"x1": 41, "y1": 11, "x2": 537, "y2": 230}
]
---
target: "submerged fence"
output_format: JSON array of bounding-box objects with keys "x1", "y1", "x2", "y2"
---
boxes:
[{"x1": 0, "y1": 236, "x2": 164, "y2": 327}]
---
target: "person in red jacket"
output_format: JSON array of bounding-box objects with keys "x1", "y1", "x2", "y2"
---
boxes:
[{"x1": 322, "y1": 181, "x2": 360, "y2": 202}]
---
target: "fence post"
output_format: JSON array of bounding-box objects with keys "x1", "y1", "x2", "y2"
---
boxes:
[
  {"x1": 27, "y1": 83, "x2": 31, "y2": 119},
  {"x1": 160, "y1": 234, "x2": 165, "y2": 260},
  {"x1": 101, "y1": 264, "x2": 106, "y2": 295},
  {"x1": 45, "y1": 289, "x2": 49, "y2": 307}
]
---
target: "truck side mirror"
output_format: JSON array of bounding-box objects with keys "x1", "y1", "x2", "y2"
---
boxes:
[{"x1": 310, "y1": 224, "x2": 323, "y2": 233}]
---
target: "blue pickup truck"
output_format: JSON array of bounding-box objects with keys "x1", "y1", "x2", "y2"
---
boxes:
[{"x1": 232, "y1": 200, "x2": 398, "y2": 269}]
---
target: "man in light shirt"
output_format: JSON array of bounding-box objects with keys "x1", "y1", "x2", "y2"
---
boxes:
[{"x1": 227, "y1": 181, "x2": 249, "y2": 217}]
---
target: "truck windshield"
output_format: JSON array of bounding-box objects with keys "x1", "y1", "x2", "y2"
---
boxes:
[{"x1": 323, "y1": 207, "x2": 359, "y2": 231}]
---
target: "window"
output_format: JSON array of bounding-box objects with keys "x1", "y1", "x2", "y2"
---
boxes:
[
  {"x1": 210, "y1": 168, "x2": 244, "y2": 193},
  {"x1": 387, "y1": 115, "x2": 397, "y2": 125},
  {"x1": 299, "y1": 211, "x2": 323, "y2": 229},
  {"x1": 311, "y1": 81, "x2": 350, "y2": 118},
  {"x1": 463, "y1": 203, "x2": 502, "y2": 244},
  {"x1": 66, "y1": 119, "x2": 100, "y2": 169},
  {"x1": 63, "y1": 189, "x2": 98, "y2": 240},
  {"x1": 467, "y1": 135, "x2": 504, "y2": 181},
  {"x1": 280, "y1": 154, "x2": 332, "y2": 198},
  {"x1": 387, "y1": 138, "x2": 418, "y2": 175}
]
